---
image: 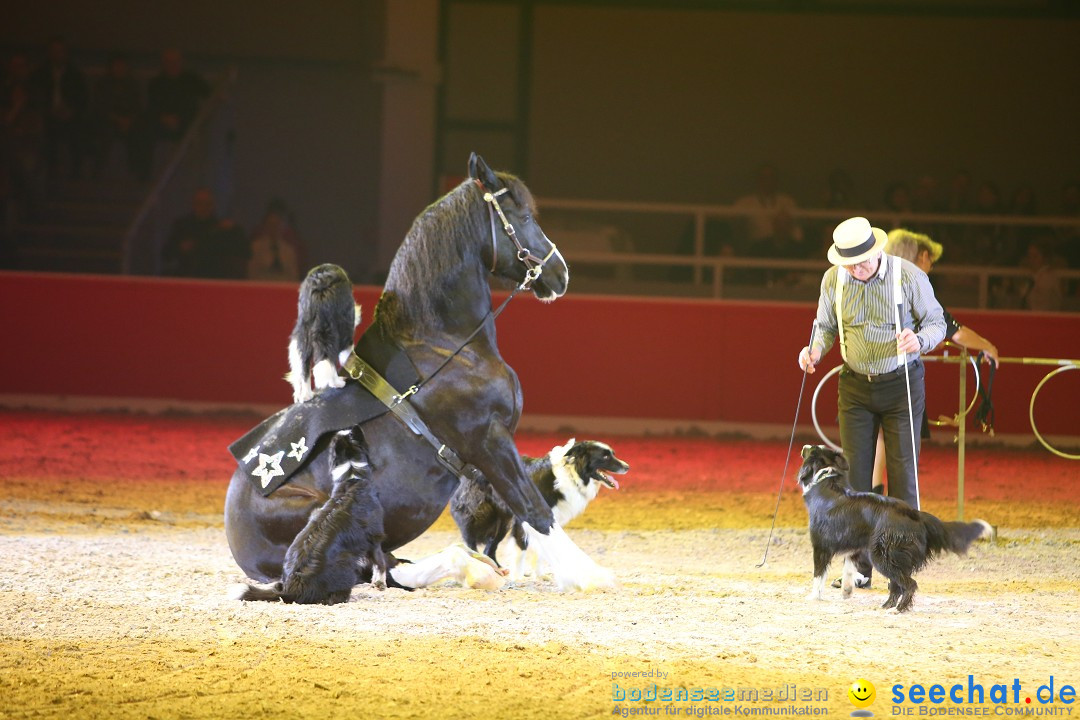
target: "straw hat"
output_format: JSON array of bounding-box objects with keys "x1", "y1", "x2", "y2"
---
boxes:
[{"x1": 827, "y1": 217, "x2": 888, "y2": 266}]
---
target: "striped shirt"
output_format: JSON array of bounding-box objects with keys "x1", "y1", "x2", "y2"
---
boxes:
[{"x1": 811, "y1": 254, "x2": 946, "y2": 375}]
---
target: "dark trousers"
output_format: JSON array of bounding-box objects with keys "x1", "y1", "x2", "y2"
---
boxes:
[{"x1": 838, "y1": 360, "x2": 926, "y2": 578}]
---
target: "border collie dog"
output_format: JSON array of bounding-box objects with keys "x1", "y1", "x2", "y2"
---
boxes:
[
  {"x1": 798, "y1": 444, "x2": 992, "y2": 612},
  {"x1": 235, "y1": 426, "x2": 389, "y2": 604},
  {"x1": 287, "y1": 263, "x2": 361, "y2": 403},
  {"x1": 450, "y1": 438, "x2": 629, "y2": 576}
]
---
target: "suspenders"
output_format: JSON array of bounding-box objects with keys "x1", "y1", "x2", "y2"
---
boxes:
[{"x1": 834, "y1": 254, "x2": 906, "y2": 368}]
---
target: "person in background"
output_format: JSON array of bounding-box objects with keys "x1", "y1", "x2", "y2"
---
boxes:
[
  {"x1": 1020, "y1": 240, "x2": 1064, "y2": 312},
  {"x1": 733, "y1": 162, "x2": 804, "y2": 258},
  {"x1": 29, "y1": 37, "x2": 88, "y2": 183},
  {"x1": 161, "y1": 187, "x2": 246, "y2": 278},
  {"x1": 871, "y1": 229, "x2": 1000, "y2": 492},
  {"x1": 247, "y1": 198, "x2": 303, "y2": 282},
  {"x1": 136, "y1": 48, "x2": 209, "y2": 180},
  {"x1": 89, "y1": 52, "x2": 141, "y2": 178},
  {"x1": 2, "y1": 52, "x2": 45, "y2": 215}
]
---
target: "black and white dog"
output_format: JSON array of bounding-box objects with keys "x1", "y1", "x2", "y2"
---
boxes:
[
  {"x1": 450, "y1": 438, "x2": 629, "y2": 578},
  {"x1": 799, "y1": 444, "x2": 992, "y2": 612},
  {"x1": 235, "y1": 426, "x2": 390, "y2": 604},
  {"x1": 287, "y1": 263, "x2": 361, "y2": 403}
]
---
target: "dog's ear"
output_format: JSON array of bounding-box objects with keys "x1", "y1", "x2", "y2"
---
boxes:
[
  {"x1": 834, "y1": 452, "x2": 849, "y2": 472},
  {"x1": 549, "y1": 438, "x2": 575, "y2": 464}
]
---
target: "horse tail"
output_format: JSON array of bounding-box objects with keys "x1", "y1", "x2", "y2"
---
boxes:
[{"x1": 231, "y1": 581, "x2": 289, "y2": 603}]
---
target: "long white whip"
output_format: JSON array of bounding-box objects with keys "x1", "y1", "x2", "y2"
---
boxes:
[{"x1": 895, "y1": 302, "x2": 921, "y2": 510}]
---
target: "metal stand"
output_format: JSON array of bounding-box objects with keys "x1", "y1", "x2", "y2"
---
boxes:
[{"x1": 956, "y1": 349, "x2": 967, "y2": 521}]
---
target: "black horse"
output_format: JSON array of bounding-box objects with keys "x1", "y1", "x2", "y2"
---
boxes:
[{"x1": 224, "y1": 154, "x2": 615, "y2": 592}]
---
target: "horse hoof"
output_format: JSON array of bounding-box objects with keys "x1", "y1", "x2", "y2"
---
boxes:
[
  {"x1": 556, "y1": 565, "x2": 617, "y2": 593},
  {"x1": 449, "y1": 545, "x2": 506, "y2": 590}
]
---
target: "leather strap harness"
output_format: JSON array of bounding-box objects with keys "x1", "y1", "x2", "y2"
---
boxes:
[{"x1": 343, "y1": 352, "x2": 482, "y2": 481}]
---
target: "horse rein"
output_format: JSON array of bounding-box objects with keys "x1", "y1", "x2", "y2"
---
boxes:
[{"x1": 476, "y1": 179, "x2": 558, "y2": 288}]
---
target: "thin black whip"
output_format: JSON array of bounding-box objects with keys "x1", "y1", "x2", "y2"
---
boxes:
[{"x1": 756, "y1": 321, "x2": 817, "y2": 568}]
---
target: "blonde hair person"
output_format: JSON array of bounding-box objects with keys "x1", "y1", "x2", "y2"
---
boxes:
[
  {"x1": 883, "y1": 229, "x2": 998, "y2": 365},
  {"x1": 885, "y1": 229, "x2": 941, "y2": 269},
  {"x1": 871, "y1": 229, "x2": 1000, "y2": 496}
]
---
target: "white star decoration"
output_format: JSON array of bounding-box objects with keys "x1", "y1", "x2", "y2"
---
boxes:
[
  {"x1": 242, "y1": 446, "x2": 259, "y2": 464},
  {"x1": 287, "y1": 437, "x2": 309, "y2": 462},
  {"x1": 252, "y1": 451, "x2": 285, "y2": 489}
]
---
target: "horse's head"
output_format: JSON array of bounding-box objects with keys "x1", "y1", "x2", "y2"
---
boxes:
[{"x1": 469, "y1": 153, "x2": 568, "y2": 301}]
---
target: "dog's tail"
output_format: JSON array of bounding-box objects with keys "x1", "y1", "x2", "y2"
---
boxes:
[
  {"x1": 923, "y1": 515, "x2": 994, "y2": 557},
  {"x1": 231, "y1": 581, "x2": 291, "y2": 603}
]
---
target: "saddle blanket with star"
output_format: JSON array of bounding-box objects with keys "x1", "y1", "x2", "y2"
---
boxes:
[{"x1": 228, "y1": 330, "x2": 418, "y2": 497}]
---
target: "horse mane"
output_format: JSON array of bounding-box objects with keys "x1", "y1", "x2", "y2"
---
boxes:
[{"x1": 375, "y1": 172, "x2": 534, "y2": 337}]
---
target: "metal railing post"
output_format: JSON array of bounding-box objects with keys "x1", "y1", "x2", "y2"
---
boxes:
[
  {"x1": 957, "y1": 348, "x2": 967, "y2": 521},
  {"x1": 692, "y1": 211, "x2": 705, "y2": 286}
]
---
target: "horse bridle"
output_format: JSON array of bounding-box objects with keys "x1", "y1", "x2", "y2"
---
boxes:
[
  {"x1": 341, "y1": 181, "x2": 562, "y2": 478},
  {"x1": 356, "y1": 181, "x2": 562, "y2": 409},
  {"x1": 476, "y1": 180, "x2": 558, "y2": 288}
]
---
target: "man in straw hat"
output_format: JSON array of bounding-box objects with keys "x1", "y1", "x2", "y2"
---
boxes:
[{"x1": 797, "y1": 217, "x2": 946, "y2": 589}]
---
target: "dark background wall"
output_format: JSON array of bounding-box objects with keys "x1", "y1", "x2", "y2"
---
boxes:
[
  {"x1": 4, "y1": 0, "x2": 385, "y2": 279},
  {"x1": 6, "y1": 2, "x2": 1079, "y2": 278},
  {"x1": 521, "y1": 6, "x2": 1080, "y2": 208}
]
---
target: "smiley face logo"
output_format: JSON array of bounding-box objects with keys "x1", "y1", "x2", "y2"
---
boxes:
[{"x1": 848, "y1": 679, "x2": 876, "y2": 709}]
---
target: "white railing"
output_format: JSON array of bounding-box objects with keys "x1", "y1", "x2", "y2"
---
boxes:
[{"x1": 539, "y1": 197, "x2": 1080, "y2": 308}]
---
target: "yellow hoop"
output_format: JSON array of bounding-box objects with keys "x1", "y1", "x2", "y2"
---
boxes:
[
  {"x1": 1029, "y1": 365, "x2": 1080, "y2": 460},
  {"x1": 811, "y1": 365, "x2": 843, "y2": 453}
]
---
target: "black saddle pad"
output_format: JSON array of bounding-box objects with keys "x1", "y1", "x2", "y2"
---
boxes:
[{"x1": 228, "y1": 328, "x2": 418, "y2": 496}]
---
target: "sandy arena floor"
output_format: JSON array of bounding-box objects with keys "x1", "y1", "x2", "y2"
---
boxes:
[{"x1": 2, "y1": 411, "x2": 1079, "y2": 719}]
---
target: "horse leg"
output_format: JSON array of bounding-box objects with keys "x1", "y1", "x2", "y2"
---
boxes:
[
  {"x1": 473, "y1": 425, "x2": 615, "y2": 591},
  {"x1": 519, "y1": 523, "x2": 615, "y2": 592},
  {"x1": 475, "y1": 423, "x2": 554, "y2": 534},
  {"x1": 388, "y1": 544, "x2": 508, "y2": 590}
]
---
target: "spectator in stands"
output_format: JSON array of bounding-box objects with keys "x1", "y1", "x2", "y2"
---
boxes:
[
  {"x1": 1004, "y1": 184, "x2": 1039, "y2": 261},
  {"x1": 1056, "y1": 181, "x2": 1080, "y2": 273},
  {"x1": 971, "y1": 180, "x2": 1007, "y2": 263},
  {"x1": 247, "y1": 198, "x2": 303, "y2": 282},
  {"x1": 945, "y1": 170, "x2": 973, "y2": 214},
  {"x1": 2, "y1": 52, "x2": 45, "y2": 214},
  {"x1": 882, "y1": 181, "x2": 912, "y2": 225},
  {"x1": 161, "y1": 187, "x2": 247, "y2": 278},
  {"x1": 911, "y1": 175, "x2": 940, "y2": 215},
  {"x1": 822, "y1": 168, "x2": 859, "y2": 210},
  {"x1": 137, "y1": 48, "x2": 209, "y2": 180},
  {"x1": 733, "y1": 162, "x2": 804, "y2": 259},
  {"x1": 29, "y1": 37, "x2": 88, "y2": 183},
  {"x1": 1020, "y1": 239, "x2": 1064, "y2": 312},
  {"x1": 90, "y1": 52, "x2": 142, "y2": 179},
  {"x1": 941, "y1": 170, "x2": 974, "y2": 251}
]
